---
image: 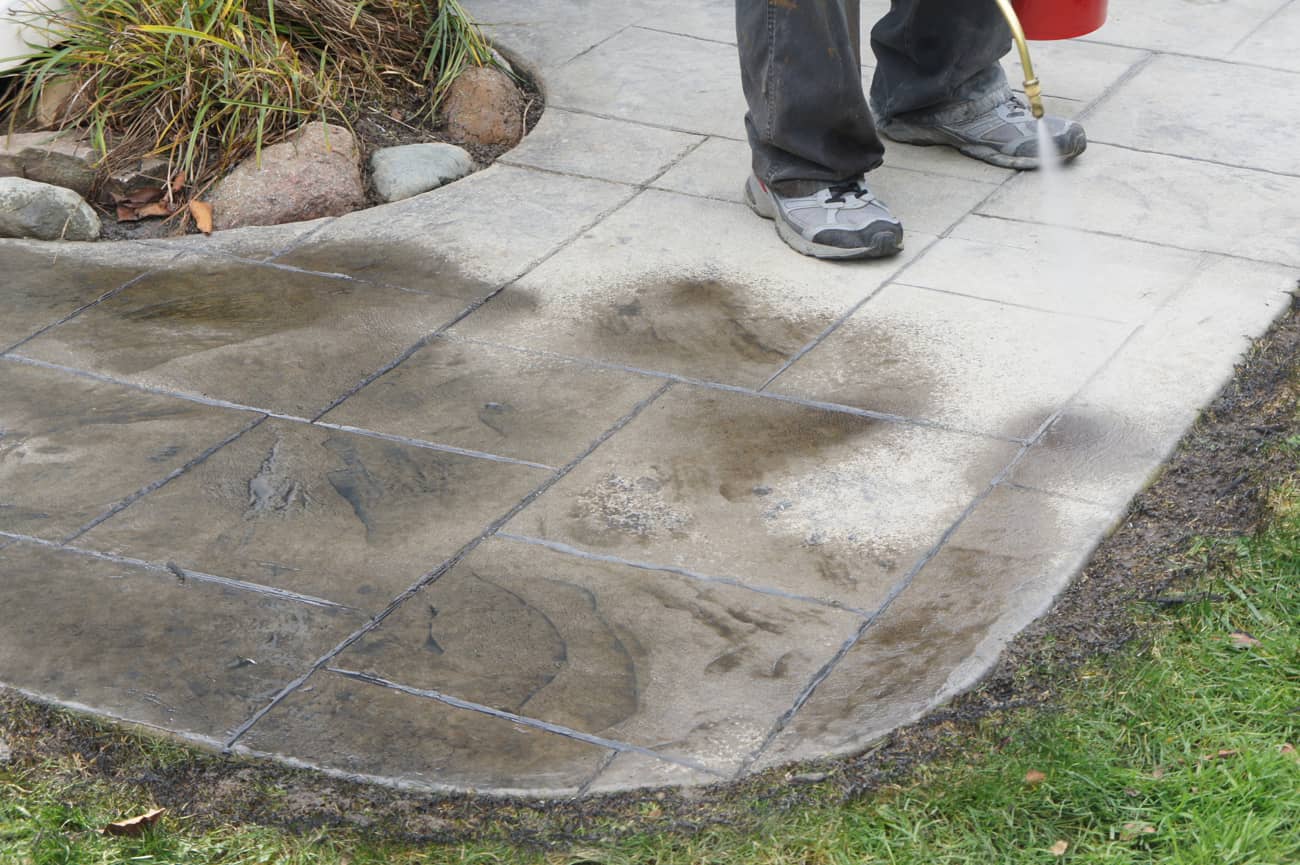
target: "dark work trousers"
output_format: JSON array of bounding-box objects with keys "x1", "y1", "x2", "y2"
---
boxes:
[{"x1": 737, "y1": 0, "x2": 1013, "y2": 195}]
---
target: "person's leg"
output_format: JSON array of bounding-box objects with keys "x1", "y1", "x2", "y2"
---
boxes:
[
  {"x1": 736, "y1": 0, "x2": 902, "y2": 259},
  {"x1": 869, "y1": 0, "x2": 1013, "y2": 126},
  {"x1": 737, "y1": 0, "x2": 882, "y2": 195},
  {"x1": 868, "y1": 0, "x2": 1086, "y2": 169}
]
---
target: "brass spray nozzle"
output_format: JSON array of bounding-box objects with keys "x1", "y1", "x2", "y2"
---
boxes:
[{"x1": 991, "y1": 0, "x2": 1044, "y2": 119}]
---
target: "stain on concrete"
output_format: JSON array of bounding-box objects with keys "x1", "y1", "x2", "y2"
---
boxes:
[{"x1": 273, "y1": 240, "x2": 494, "y2": 302}]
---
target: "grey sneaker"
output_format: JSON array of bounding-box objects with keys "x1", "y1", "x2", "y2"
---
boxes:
[
  {"x1": 878, "y1": 94, "x2": 1086, "y2": 170},
  {"x1": 744, "y1": 174, "x2": 903, "y2": 260}
]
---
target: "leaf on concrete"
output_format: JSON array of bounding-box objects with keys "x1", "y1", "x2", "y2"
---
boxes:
[
  {"x1": 1049, "y1": 840, "x2": 1069, "y2": 856},
  {"x1": 1024, "y1": 770, "x2": 1047, "y2": 785},
  {"x1": 1229, "y1": 631, "x2": 1260, "y2": 648},
  {"x1": 189, "y1": 200, "x2": 214, "y2": 235},
  {"x1": 103, "y1": 807, "x2": 165, "y2": 836}
]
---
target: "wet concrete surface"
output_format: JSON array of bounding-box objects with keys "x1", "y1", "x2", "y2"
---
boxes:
[
  {"x1": 74, "y1": 419, "x2": 547, "y2": 611},
  {"x1": 2, "y1": 19, "x2": 1294, "y2": 792}
]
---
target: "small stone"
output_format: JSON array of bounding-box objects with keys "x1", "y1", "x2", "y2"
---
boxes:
[
  {"x1": 370, "y1": 142, "x2": 475, "y2": 202},
  {"x1": 0, "y1": 130, "x2": 98, "y2": 198},
  {"x1": 207, "y1": 121, "x2": 365, "y2": 231},
  {"x1": 102, "y1": 156, "x2": 172, "y2": 204},
  {"x1": 441, "y1": 66, "x2": 525, "y2": 149},
  {"x1": 0, "y1": 739, "x2": 11, "y2": 764},
  {"x1": 0, "y1": 176, "x2": 101, "y2": 241},
  {"x1": 789, "y1": 771, "x2": 829, "y2": 784}
]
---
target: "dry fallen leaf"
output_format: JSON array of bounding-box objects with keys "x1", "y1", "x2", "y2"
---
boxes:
[
  {"x1": 118, "y1": 186, "x2": 165, "y2": 207},
  {"x1": 103, "y1": 807, "x2": 165, "y2": 836},
  {"x1": 115, "y1": 204, "x2": 140, "y2": 222},
  {"x1": 134, "y1": 201, "x2": 175, "y2": 219},
  {"x1": 1280, "y1": 743, "x2": 1296, "y2": 760},
  {"x1": 1024, "y1": 770, "x2": 1047, "y2": 785},
  {"x1": 1049, "y1": 840, "x2": 1069, "y2": 857},
  {"x1": 1151, "y1": 767, "x2": 1165, "y2": 779},
  {"x1": 189, "y1": 200, "x2": 214, "y2": 235},
  {"x1": 1121, "y1": 822, "x2": 1157, "y2": 839},
  {"x1": 170, "y1": 171, "x2": 187, "y2": 194},
  {"x1": 1229, "y1": 631, "x2": 1261, "y2": 648}
]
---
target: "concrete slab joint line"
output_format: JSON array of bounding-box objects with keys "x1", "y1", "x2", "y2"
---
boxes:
[{"x1": 3, "y1": 0, "x2": 1298, "y2": 794}]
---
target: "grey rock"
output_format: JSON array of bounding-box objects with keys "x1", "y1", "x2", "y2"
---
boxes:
[
  {"x1": 369, "y1": 143, "x2": 475, "y2": 202},
  {"x1": 0, "y1": 131, "x2": 98, "y2": 198},
  {"x1": 0, "y1": 176, "x2": 101, "y2": 241},
  {"x1": 207, "y1": 122, "x2": 365, "y2": 231}
]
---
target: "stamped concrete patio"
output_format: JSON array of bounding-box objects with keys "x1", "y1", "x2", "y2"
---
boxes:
[{"x1": 2, "y1": 0, "x2": 1298, "y2": 796}]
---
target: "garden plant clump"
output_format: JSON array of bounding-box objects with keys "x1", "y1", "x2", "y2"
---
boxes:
[{"x1": 0, "y1": 0, "x2": 496, "y2": 202}]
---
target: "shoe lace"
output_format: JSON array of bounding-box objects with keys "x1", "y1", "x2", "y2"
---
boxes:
[
  {"x1": 826, "y1": 180, "x2": 872, "y2": 205},
  {"x1": 1003, "y1": 94, "x2": 1030, "y2": 119}
]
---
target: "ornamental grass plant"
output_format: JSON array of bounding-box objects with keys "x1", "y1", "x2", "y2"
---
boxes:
[{"x1": 0, "y1": 0, "x2": 493, "y2": 190}]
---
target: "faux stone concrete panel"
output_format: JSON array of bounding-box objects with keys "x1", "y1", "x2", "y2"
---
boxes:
[
  {"x1": 585, "y1": 752, "x2": 722, "y2": 793},
  {"x1": 321, "y1": 337, "x2": 662, "y2": 467},
  {"x1": 650, "y1": 135, "x2": 1000, "y2": 236},
  {"x1": 455, "y1": 189, "x2": 929, "y2": 386},
  {"x1": 1001, "y1": 39, "x2": 1147, "y2": 105},
  {"x1": 76, "y1": 420, "x2": 547, "y2": 611},
  {"x1": 272, "y1": 165, "x2": 632, "y2": 286},
  {"x1": 502, "y1": 109, "x2": 702, "y2": 185},
  {"x1": 17, "y1": 256, "x2": 477, "y2": 418},
  {"x1": 754, "y1": 485, "x2": 1112, "y2": 769},
  {"x1": 1084, "y1": 0, "x2": 1282, "y2": 55},
  {"x1": 0, "y1": 361, "x2": 254, "y2": 540},
  {"x1": 1231, "y1": 1, "x2": 1300, "y2": 71},
  {"x1": 0, "y1": 241, "x2": 169, "y2": 349},
  {"x1": 237, "y1": 671, "x2": 612, "y2": 796},
  {"x1": 771, "y1": 284, "x2": 1129, "y2": 440},
  {"x1": 1012, "y1": 255, "x2": 1294, "y2": 509},
  {"x1": 465, "y1": 0, "x2": 645, "y2": 68},
  {"x1": 978, "y1": 144, "x2": 1300, "y2": 267},
  {"x1": 545, "y1": 28, "x2": 749, "y2": 139},
  {"x1": 0, "y1": 541, "x2": 366, "y2": 742},
  {"x1": 335, "y1": 538, "x2": 862, "y2": 774},
  {"x1": 1087, "y1": 55, "x2": 1300, "y2": 175},
  {"x1": 906, "y1": 214, "x2": 1205, "y2": 323},
  {"x1": 509, "y1": 384, "x2": 1018, "y2": 611}
]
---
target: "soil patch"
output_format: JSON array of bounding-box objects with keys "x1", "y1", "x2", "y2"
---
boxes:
[{"x1": 2, "y1": 293, "x2": 1299, "y2": 848}]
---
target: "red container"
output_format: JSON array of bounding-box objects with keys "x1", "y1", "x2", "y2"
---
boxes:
[{"x1": 1013, "y1": 0, "x2": 1108, "y2": 39}]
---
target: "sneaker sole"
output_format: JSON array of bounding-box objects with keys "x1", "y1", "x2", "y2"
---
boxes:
[
  {"x1": 744, "y1": 179, "x2": 903, "y2": 260},
  {"x1": 880, "y1": 123, "x2": 1087, "y2": 170}
]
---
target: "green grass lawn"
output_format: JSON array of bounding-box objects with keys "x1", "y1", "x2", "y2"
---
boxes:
[{"x1": 3, "y1": 480, "x2": 1298, "y2": 865}]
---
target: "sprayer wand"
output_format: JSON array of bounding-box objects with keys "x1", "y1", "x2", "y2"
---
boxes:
[{"x1": 991, "y1": 0, "x2": 1044, "y2": 119}]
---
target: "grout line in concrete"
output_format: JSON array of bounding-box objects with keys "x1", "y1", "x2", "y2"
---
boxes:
[
  {"x1": 969, "y1": 212, "x2": 1299, "y2": 270},
  {"x1": 1069, "y1": 50, "x2": 1158, "y2": 124},
  {"x1": 997, "y1": 479, "x2": 1111, "y2": 509},
  {"x1": 892, "y1": 281, "x2": 1130, "y2": 325},
  {"x1": 327, "y1": 667, "x2": 726, "y2": 776},
  {"x1": 1075, "y1": 37, "x2": 1296, "y2": 74},
  {"x1": 1083, "y1": 138, "x2": 1300, "y2": 180},
  {"x1": 61, "y1": 413, "x2": 269, "y2": 544},
  {"x1": 311, "y1": 422, "x2": 556, "y2": 471},
  {"x1": 220, "y1": 381, "x2": 674, "y2": 751},
  {"x1": 0, "y1": 530, "x2": 359, "y2": 612},
  {"x1": 631, "y1": 23, "x2": 736, "y2": 48},
  {"x1": 2, "y1": 355, "x2": 311, "y2": 421},
  {"x1": 1229, "y1": 0, "x2": 1297, "y2": 53},
  {"x1": 1, "y1": 252, "x2": 183, "y2": 356},
  {"x1": 557, "y1": 23, "x2": 634, "y2": 67},
  {"x1": 575, "y1": 751, "x2": 624, "y2": 797},
  {"x1": 546, "y1": 103, "x2": 748, "y2": 142},
  {"x1": 496, "y1": 532, "x2": 871, "y2": 617}
]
